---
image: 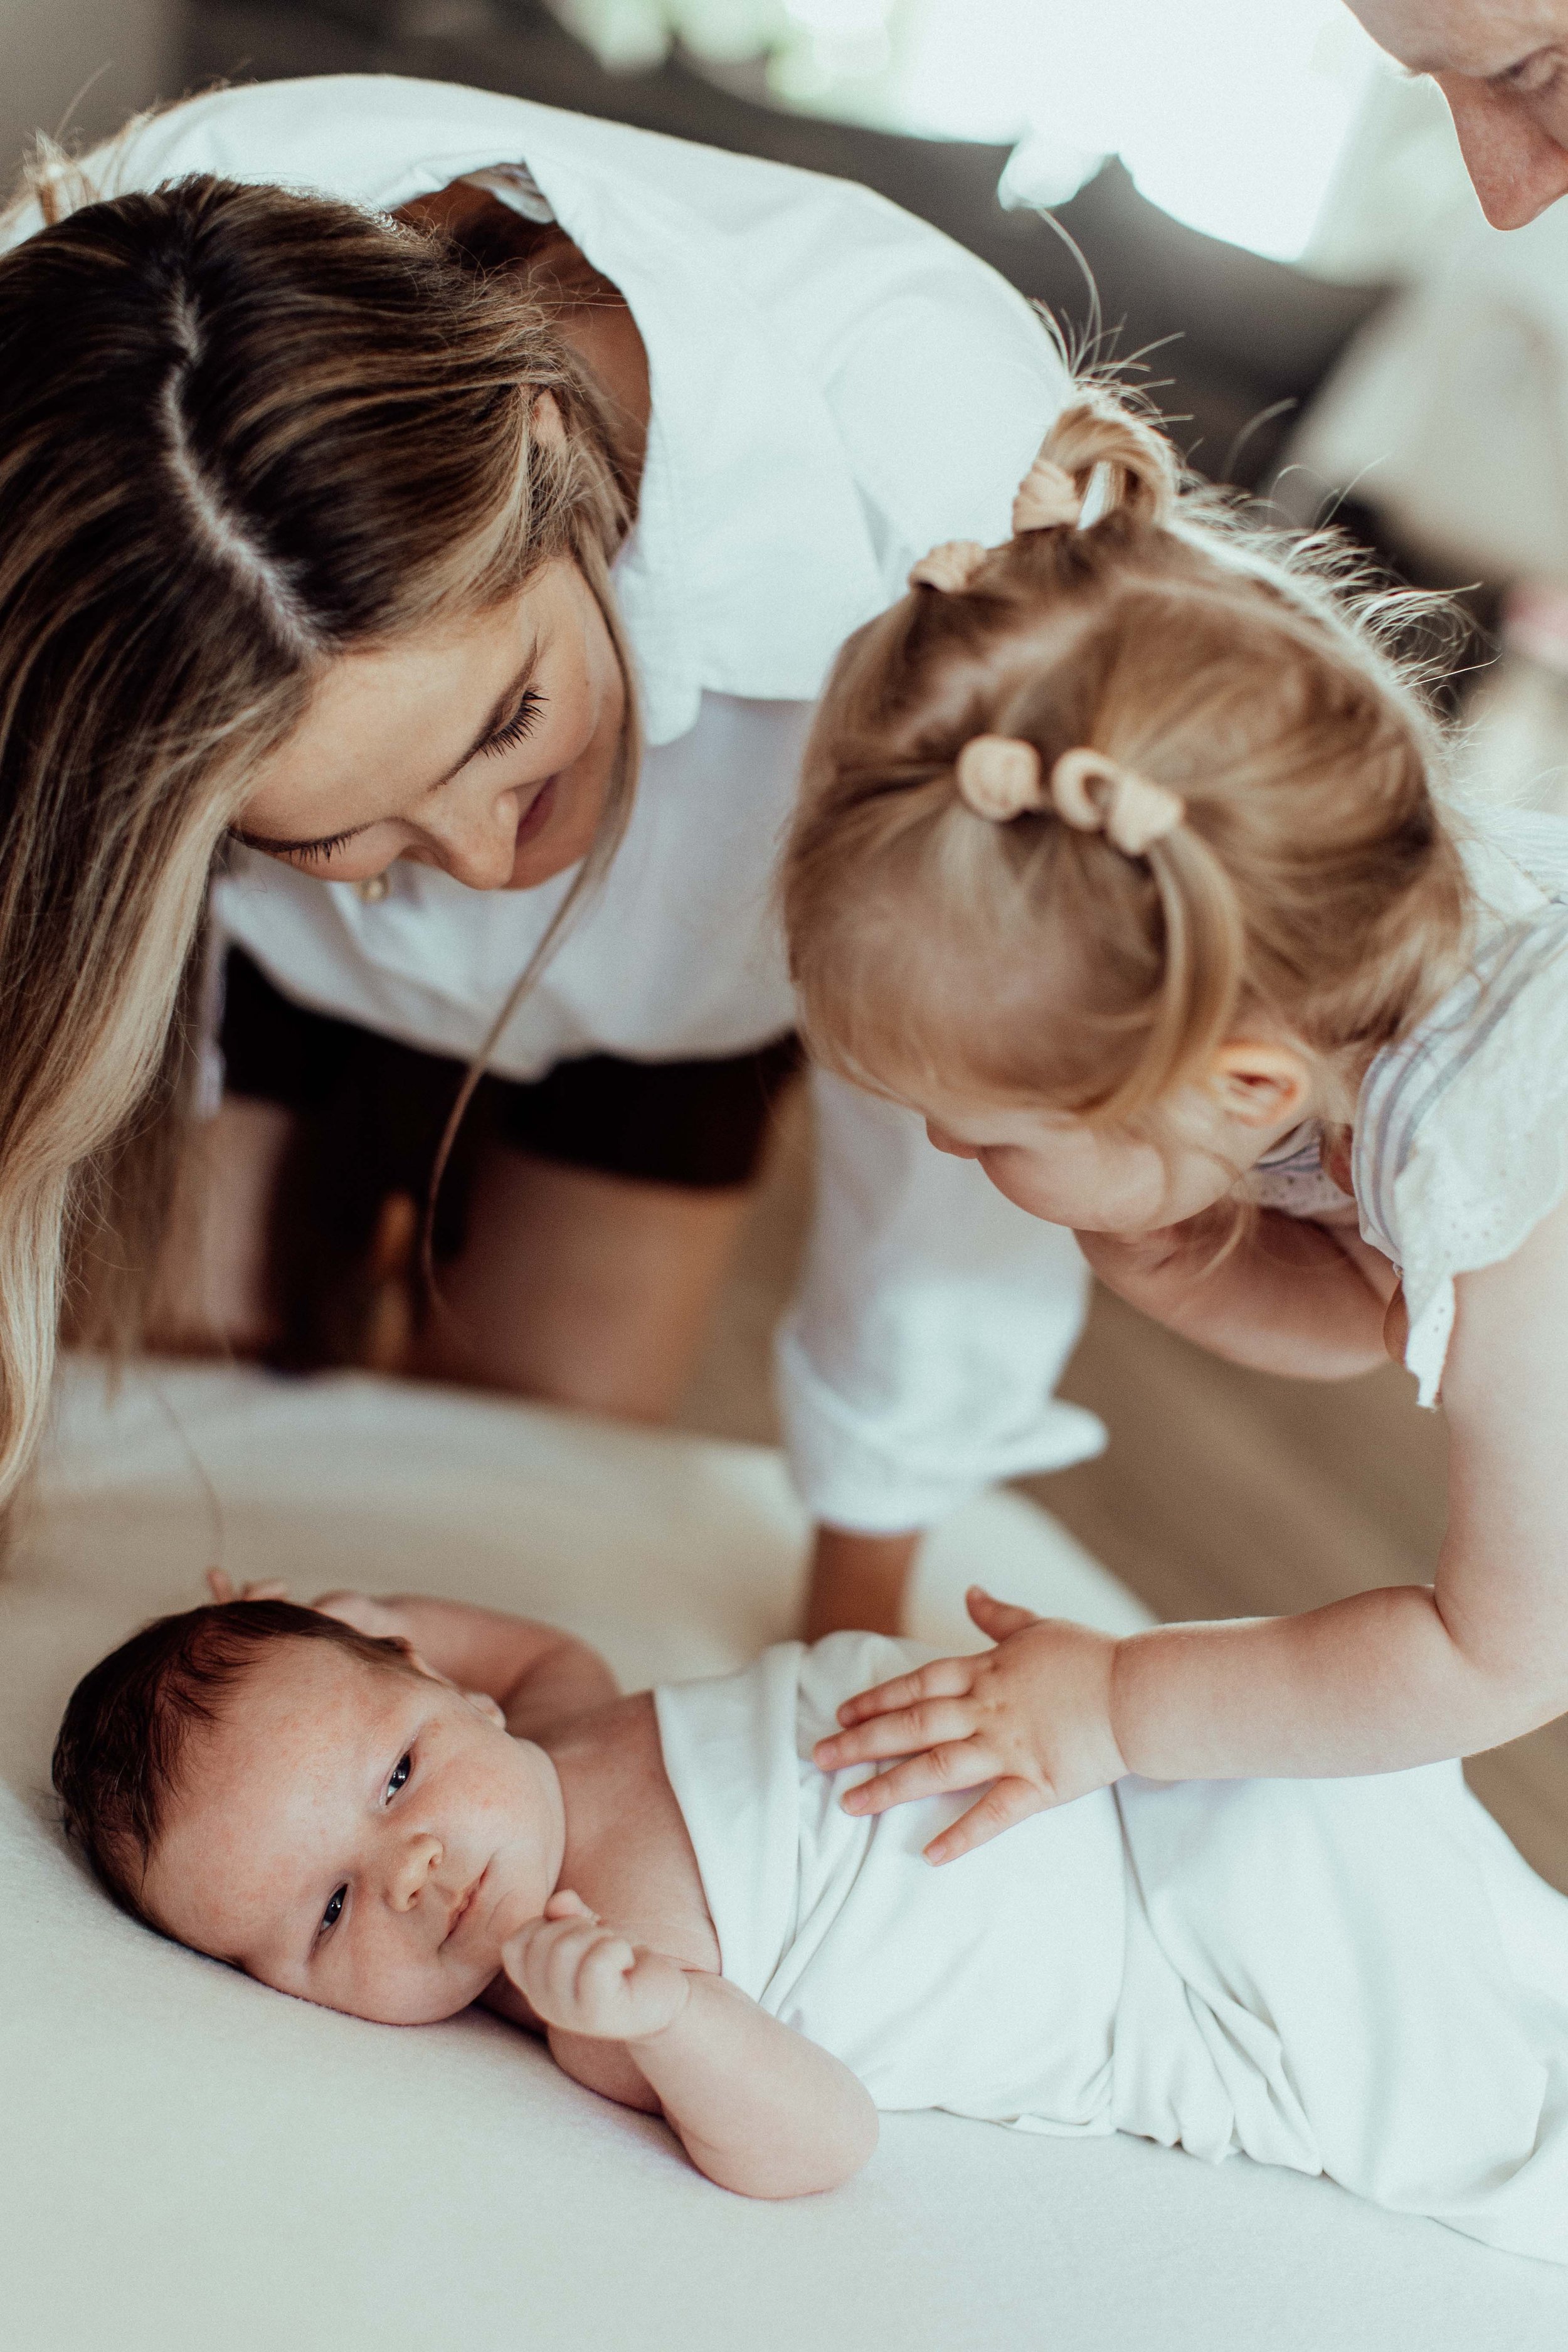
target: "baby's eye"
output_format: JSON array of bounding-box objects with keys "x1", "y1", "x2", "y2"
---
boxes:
[
  {"x1": 320, "y1": 1885, "x2": 347, "y2": 1936},
  {"x1": 386, "y1": 1752, "x2": 413, "y2": 1800}
]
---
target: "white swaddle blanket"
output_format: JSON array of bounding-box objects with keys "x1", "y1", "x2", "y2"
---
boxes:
[{"x1": 655, "y1": 1634, "x2": 1568, "y2": 2263}]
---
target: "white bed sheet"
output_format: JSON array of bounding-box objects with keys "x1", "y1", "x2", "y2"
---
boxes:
[{"x1": 3, "y1": 1358, "x2": 1566, "y2": 2352}]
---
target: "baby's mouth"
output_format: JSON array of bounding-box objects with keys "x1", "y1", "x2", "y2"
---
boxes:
[{"x1": 442, "y1": 1863, "x2": 489, "y2": 1947}]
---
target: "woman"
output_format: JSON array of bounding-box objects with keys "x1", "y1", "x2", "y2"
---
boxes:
[{"x1": 0, "y1": 74, "x2": 1096, "y2": 1632}]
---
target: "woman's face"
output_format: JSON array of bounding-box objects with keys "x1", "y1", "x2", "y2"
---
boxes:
[{"x1": 234, "y1": 556, "x2": 624, "y2": 893}]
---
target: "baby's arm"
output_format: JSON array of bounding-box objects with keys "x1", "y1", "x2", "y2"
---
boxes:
[
  {"x1": 504, "y1": 1893, "x2": 877, "y2": 2198},
  {"x1": 1076, "y1": 1205, "x2": 1396, "y2": 1379},
  {"x1": 222, "y1": 1580, "x2": 620, "y2": 1737},
  {"x1": 356, "y1": 1594, "x2": 617, "y2": 1737}
]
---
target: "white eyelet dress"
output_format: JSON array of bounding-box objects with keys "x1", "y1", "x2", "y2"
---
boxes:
[{"x1": 1247, "y1": 806, "x2": 1568, "y2": 1404}]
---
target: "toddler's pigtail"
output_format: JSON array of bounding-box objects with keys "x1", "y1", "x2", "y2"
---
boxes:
[
  {"x1": 1025, "y1": 388, "x2": 1180, "y2": 533},
  {"x1": 1131, "y1": 825, "x2": 1247, "y2": 1120}
]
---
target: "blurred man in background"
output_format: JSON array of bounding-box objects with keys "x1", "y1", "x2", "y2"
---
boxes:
[{"x1": 1349, "y1": 1, "x2": 1568, "y2": 225}]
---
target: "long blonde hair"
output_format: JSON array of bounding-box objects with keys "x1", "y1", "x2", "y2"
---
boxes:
[
  {"x1": 784, "y1": 388, "x2": 1469, "y2": 1135},
  {"x1": 0, "y1": 165, "x2": 638, "y2": 1505}
]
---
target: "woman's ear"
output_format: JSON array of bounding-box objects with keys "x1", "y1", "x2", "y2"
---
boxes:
[{"x1": 1207, "y1": 1039, "x2": 1313, "y2": 1130}]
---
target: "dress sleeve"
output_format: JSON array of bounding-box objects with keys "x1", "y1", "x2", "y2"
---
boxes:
[{"x1": 774, "y1": 1069, "x2": 1103, "y2": 1533}]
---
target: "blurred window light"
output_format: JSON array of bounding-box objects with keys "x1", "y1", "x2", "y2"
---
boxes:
[{"x1": 554, "y1": 0, "x2": 1404, "y2": 265}]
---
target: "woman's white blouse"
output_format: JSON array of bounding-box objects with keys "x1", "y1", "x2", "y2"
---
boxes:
[{"x1": 13, "y1": 76, "x2": 1100, "y2": 1530}]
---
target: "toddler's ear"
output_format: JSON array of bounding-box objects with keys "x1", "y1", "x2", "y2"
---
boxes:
[{"x1": 1208, "y1": 1039, "x2": 1313, "y2": 1129}]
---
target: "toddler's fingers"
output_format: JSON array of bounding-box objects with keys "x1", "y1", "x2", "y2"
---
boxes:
[
  {"x1": 965, "y1": 1588, "x2": 1037, "y2": 1640},
  {"x1": 834, "y1": 1655, "x2": 972, "y2": 1728},
  {"x1": 205, "y1": 1568, "x2": 234, "y2": 1603},
  {"x1": 923, "y1": 1774, "x2": 1049, "y2": 1867},
  {"x1": 814, "y1": 1696, "x2": 976, "y2": 1772},
  {"x1": 839, "y1": 1738, "x2": 993, "y2": 1819}
]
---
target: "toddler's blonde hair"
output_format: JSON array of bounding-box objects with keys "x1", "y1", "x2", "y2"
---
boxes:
[{"x1": 784, "y1": 389, "x2": 1470, "y2": 1133}]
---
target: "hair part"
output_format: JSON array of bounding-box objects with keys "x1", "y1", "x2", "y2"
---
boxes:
[
  {"x1": 785, "y1": 386, "x2": 1470, "y2": 1139},
  {"x1": 0, "y1": 161, "x2": 641, "y2": 1510},
  {"x1": 51, "y1": 1599, "x2": 421, "y2": 1927}
]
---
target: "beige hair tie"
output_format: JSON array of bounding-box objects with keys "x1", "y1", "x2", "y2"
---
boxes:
[
  {"x1": 1051, "y1": 747, "x2": 1185, "y2": 856},
  {"x1": 955, "y1": 735, "x2": 1046, "y2": 822},
  {"x1": 908, "y1": 539, "x2": 988, "y2": 593}
]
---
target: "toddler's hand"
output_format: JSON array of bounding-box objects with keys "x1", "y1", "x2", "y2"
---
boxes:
[
  {"x1": 503, "y1": 1890, "x2": 692, "y2": 2043},
  {"x1": 811, "y1": 1591, "x2": 1127, "y2": 1865}
]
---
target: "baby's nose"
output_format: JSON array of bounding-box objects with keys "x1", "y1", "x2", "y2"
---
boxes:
[{"x1": 389, "y1": 1830, "x2": 442, "y2": 1910}]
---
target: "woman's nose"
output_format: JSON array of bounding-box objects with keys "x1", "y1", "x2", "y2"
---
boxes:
[
  {"x1": 388, "y1": 1830, "x2": 443, "y2": 1911},
  {"x1": 419, "y1": 787, "x2": 522, "y2": 891}
]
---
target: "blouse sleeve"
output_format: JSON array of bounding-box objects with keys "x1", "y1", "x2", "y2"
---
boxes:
[{"x1": 774, "y1": 1070, "x2": 1103, "y2": 1533}]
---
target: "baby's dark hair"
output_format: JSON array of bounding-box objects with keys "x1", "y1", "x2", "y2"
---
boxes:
[{"x1": 52, "y1": 1599, "x2": 420, "y2": 1927}]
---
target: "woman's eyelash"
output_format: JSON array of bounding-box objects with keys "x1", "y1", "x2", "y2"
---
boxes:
[
  {"x1": 288, "y1": 831, "x2": 358, "y2": 866},
  {"x1": 477, "y1": 689, "x2": 546, "y2": 758}
]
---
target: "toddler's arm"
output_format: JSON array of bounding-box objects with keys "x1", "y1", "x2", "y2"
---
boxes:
[
  {"x1": 815, "y1": 1182, "x2": 1568, "y2": 1852},
  {"x1": 503, "y1": 1892, "x2": 877, "y2": 2198},
  {"x1": 1076, "y1": 1205, "x2": 1396, "y2": 1379}
]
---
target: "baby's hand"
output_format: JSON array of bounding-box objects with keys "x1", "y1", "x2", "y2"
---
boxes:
[
  {"x1": 503, "y1": 1892, "x2": 692, "y2": 2043},
  {"x1": 206, "y1": 1571, "x2": 410, "y2": 1645},
  {"x1": 305, "y1": 1587, "x2": 419, "y2": 1645},
  {"x1": 205, "y1": 1569, "x2": 291, "y2": 1606},
  {"x1": 812, "y1": 1591, "x2": 1127, "y2": 1864}
]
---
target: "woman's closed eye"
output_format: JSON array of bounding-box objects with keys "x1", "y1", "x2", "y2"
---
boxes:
[{"x1": 476, "y1": 687, "x2": 546, "y2": 760}]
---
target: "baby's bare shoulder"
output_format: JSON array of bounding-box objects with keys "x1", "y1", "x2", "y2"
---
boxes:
[{"x1": 543, "y1": 1694, "x2": 721, "y2": 1973}]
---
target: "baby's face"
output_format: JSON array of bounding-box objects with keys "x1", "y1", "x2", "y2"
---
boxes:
[{"x1": 142, "y1": 1641, "x2": 563, "y2": 2025}]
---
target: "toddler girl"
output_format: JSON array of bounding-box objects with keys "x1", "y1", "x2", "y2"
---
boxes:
[{"x1": 785, "y1": 389, "x2": 1568, "y2": 1861}]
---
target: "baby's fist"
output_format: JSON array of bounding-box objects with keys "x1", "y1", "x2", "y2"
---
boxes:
[{"x1": 503, "y1": 1891, "x2": 691, "y2": 2044}]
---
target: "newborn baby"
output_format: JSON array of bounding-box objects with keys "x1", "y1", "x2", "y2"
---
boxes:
[{"x1": 53, "y1": 1583, "x2": 1568, "y2": 2257}]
